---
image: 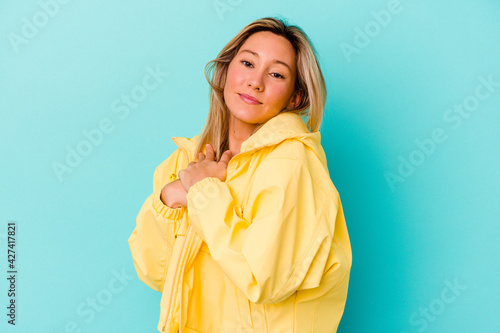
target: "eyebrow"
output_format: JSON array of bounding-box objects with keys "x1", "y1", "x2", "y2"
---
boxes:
[{"x1": 239, "y1": 49, "x2": 292, "y2": 72}]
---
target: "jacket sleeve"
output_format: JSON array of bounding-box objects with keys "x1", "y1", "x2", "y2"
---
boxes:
[
  {"x1": 185, "y1": 156, "x2": 336, "y2": 304},
  {"x1": 128, "y1": 148, "x2": 187, "y2": 292}
]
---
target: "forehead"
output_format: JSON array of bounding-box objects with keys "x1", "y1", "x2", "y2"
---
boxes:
[{"x1": 238, "y1": 31, "x2": 296, "y2": 69}]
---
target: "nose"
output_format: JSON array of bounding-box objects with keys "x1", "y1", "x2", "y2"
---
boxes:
[{"x1": 247, "y1": 70, "x2": 264, "y2": 91}]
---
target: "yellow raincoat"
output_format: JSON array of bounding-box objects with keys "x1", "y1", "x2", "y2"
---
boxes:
[{"x1": 128, "y1": 111, "x2": 352, "y2": 332}]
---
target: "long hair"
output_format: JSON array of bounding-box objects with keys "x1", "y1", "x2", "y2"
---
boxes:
[{"x1": 194, "y1": 16, "x2": 327, "y2": 161}]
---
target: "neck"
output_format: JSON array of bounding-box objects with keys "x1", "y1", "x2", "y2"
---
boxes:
[{"x1": 228, "y1": 114, "x2": 259, "y2": 156}]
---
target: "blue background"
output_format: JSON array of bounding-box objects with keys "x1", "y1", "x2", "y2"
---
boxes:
[{"x1": 1, "y1": 0, "x2": 499, "y2": 332}]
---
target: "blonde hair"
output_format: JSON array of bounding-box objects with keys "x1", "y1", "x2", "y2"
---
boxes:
[{"x1": 194, "y1": 16, "x2": 327, "y2": 161}]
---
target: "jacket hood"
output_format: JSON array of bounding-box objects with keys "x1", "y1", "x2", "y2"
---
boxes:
[{"x1": 171, "y1": 112, "x2": 328, "y2": 169}]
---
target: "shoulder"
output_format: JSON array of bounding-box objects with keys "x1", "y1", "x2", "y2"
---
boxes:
[
  {"x1": 258, "y1": 138, "x2": 339, "y2": 200},
  {"x1": 264, "y1": 137, "x2": 325, "y2": 173},
  {"x1": 263, "y1": 138, "x2": 307, "y2": 162}
]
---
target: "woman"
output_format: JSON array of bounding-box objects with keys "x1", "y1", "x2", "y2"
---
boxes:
[{"x1": 128, "y1": 17, "x2": 352, "y2": 333}]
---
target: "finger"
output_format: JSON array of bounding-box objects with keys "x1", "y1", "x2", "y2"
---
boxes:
[
  {"x1": 197, "y1": 152, "x2": 205, "y2": 162},
  {"x1": 205, "y1": 144, "x2": 215, "y2": 161},
  {"x1": 219, "y1": 149, "x2": 232, "y2": 166}
]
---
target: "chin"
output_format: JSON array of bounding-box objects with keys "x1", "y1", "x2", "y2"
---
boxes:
[{"x1": 228, "y1": 109, "x2": 259, "y2": 123}]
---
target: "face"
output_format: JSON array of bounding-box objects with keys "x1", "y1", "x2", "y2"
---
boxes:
[{"x1": 223, "y1": 31, "x2": 301, "y2": 132}]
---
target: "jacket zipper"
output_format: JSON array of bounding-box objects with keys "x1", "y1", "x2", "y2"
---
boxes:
[
  {"x1": 162, "y1": 226, "x2": 193, "y2": 332},
  {"x1": 179, "y1": 226, "x2": 198, "y2": 333}
]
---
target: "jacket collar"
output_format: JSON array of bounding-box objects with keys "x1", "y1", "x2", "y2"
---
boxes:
[{"x1": 171, "y1": 112, "x2": 328, "y2": 168}]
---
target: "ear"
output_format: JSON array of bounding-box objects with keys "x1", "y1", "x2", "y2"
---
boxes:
[{"x1": 285, "y1": 89, "x2": 303, "y2": 110}]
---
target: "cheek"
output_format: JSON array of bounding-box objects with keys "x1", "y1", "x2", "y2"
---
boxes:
[
  {"x1": 268, "y1": 85, "x2": 291, "y2": 104},
  {"x1": 224, "y1": 72, "x2": 236, "y2": 101},
  {"x1": 224, "y1": 67, "x2": 236, "y2": 98},
  {"x1": 227, "y1": 65, "x2": 245, "y2": 88}
]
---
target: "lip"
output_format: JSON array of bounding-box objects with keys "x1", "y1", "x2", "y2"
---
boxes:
[{"x1": 239, "y1": 93, "x2": 262, "y2": 105}]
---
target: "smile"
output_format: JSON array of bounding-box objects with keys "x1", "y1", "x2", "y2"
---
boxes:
[{"x1": 239, "y1": 93, "x2": 262, "y2": 105}]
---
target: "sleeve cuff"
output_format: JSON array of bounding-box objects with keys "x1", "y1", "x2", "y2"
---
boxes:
[{"x1": 152, "y1": 192, "x2": 186, "y2": 221}]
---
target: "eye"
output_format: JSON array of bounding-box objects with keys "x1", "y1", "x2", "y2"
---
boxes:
[
  {"x1": 240, "y1": 60, "x2": 253, "y2": 67},
  {"x1": 240, "y1": 59, "x2": 285, "y2": 79}
]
